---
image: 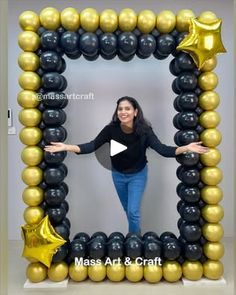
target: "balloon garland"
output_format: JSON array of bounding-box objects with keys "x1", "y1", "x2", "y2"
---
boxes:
[{"x1": 18, "y1": 7, "x2": 226, "y2": 283}]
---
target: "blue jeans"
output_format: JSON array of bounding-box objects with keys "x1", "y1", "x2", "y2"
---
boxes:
[{"x1": 112, "y1": 165, "x2": 148, "y2": 233}]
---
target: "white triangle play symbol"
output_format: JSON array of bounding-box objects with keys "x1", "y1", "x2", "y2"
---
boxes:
[{"x1": 110, "y1": 139, "x2": 127, "y2": 156}]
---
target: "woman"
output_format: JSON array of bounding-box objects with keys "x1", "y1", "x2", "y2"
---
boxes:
[{"x1": 44, "y1": 96, "x2": 208, "y2": 233}]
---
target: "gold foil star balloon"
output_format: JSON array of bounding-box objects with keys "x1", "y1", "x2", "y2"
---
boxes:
[
  {"x1": 21, "y1": 215, "x2": 66, "y2": 267},
  {"x1": 177, "y1": 18, "x2": 226, "y2": 69}
]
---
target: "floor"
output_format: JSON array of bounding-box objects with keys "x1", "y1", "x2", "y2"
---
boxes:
[{"x1": 8, "y1": 238, "x2": 234, "y2": 295}]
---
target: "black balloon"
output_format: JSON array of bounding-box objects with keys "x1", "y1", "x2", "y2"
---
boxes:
[
  {"x1": 117, "y1": 52, "x2": 135, "y2": 62},
  {"x1": 52, "y1": 243, "x2": 68, "y2": 263},
  {"x1": 66, "y1": 50, "x2": 82, "y2": 59},
  {"x1": 179, "y1": 168, "x2": 200, "y2": 186},
  {"x1": 68, "y1": 239, "x2": 87, "y2": 263},
  {"x1": 54, "y1": 224, "x2": 70, "y2": 240},
  {"x1": 62, "y1": 217, "x2": 71, "y2": 229},
  {"x1": 37, "y1": 26, "x2": 46, "y2": 36},
  {"x1": 83, "y1": 53, "x2": 99, "y2": 61},
  {"x1": 169, "y1": 58, "x2": 182, "y2": 76},
  {"x1": 173, "y1": 97, "x2": 182, "y2": 112},
  {"x1": 118, "y1": 32, "x2": 137, "y2": 56},
  {"x1": 177, "y1": 92, "x2": 198, "y2": 111},
  {"x1": 36, "y1": 68, "x2": 45, "y2": 77},
  {"x1": 156, "y1": 34, "x2": 175, "y2": 55},
  {"x1": 177, "y1": 111, "x2": 198, "y2": 129},
  {"x1": 177, "y1": 200, "x2": 186, "y2": 214},
  {"x1": 195, "y1": 107, "x2": 204, "y2": 116},
  {"x1": 42, "y1": 92, "x2": 68, "y2": 109},
  {"x1": 138, "y1": 34, "x2": 156, "y2": 57},
  {"x1": 107, "y1": 239, "x2": 124, "y2": 259},
  {"x1": 79, "y1": 32, "x2": 99, "y2": 56},
  {"x1": 195, "y1": 125, "x2": 205, "y2": 134},
  {"x1": 40, "y1": 200, "x2": 48, "y2": 210},
  {"x1": 142, "y1": 231, "x2": 159, "y2": 242},
  {"x1": 175, "y1": 52, "x2": 196, "y2": 71},
  {"x1": 47, "y1": 206, "x2": 67, "y2": 224},
  {"x1": 184, "y1": 243, "x2": 202, "y2": 261},
  {"x1": 108, "y1": 232, "x2": 125, "y2": 242},
  {"x1": 174, "y1": 130, "x2": 199, "y2": 146},
  {"x1": 38, "y1": 101, "x2": 46, "y2": 112},
  {"x1": 58, "y1": 75, "x2": 67, "y2": 91},
  {"x1": 60, "y1": 31, "x2": 79, "y2": 53},
  {"x1": 91, "y1": 232, "x2": 107, "y2": 243},
  {"x1": 38, "y1": 161, "x2": 47, "y2": 170},
  {"x1": 41, "y1": 31, "x2": 59, "y2": 50},
  {"x1": 73, "y1": 232, "x2": 90, "y2": 243},
  {"x1": 57, "y1": 27, "x2": 66, "y2": 35},
  {"x1": 153, "y1": 49, "x2": 169, "y2": 60},
  {"x1": 176, "y1": 152, "x2": 199, "y2": 166},
  {"x1": 180, "y1": 223, "x2": 202, "y2": 242},
  {"x1": 172, "y1": 78, "x2": 182, "y2": 94},
  {"x1": 44, "y1": 151, "x2": 67, "y2": 165},
  {"x1": 133, "y1": 28, "x2": 142, "y2": 37},
  {"x1": 43, "y1": 109, "x2": 66, "y2": 126},
  {"x1": 42, "y1": 73, "x2": 64, "y2": 90},
  {"x1": 151, "y1": 28, "x2": 160, "y2": 38},
  {"x1": 100, "y1": 51, "x2": 116, "y2": 60},
  {"x1": 160, "y1": 232, "x2": 177, "y2": 242},
  {"x1": 180, "y1": 205, "x2": 201, "y2": 222},
  {"x1": 176, "y1": 165, "x2": 186, "y2": 180},
  {"x1": 38, "y1": 120, "x2": 46, "y2": 130},
  {"x1": 60, "y1": 182, "x2": 69, "y2": 195},
  {"x1": 58, "y1": 163, "x2": 68, "y2": 177},
  {"x1": 88, "y1": 238, "x2": 106, "y2": 259},
  {"x1": 99, "y1": 33, "x2": 117, "y2": 55},
  {"x1": 44, "y1": 186, "x2": 66, "y2": 206},
  {"x1": 57, "y1": 57, "x2": 66, "y2": 73},
  {"x1": 178, "y1": 186, "x2": 200, "y2": 203},
  {"x1": 125, "y1": 237, "x2": 143, "y2": 259},
  {"x1": 163, "y1": 238, "x2": 181, "y2": 260},
  {"x1": 40, "y1": 51, "x2": 61, "y2": 71},
  {"x1": 44, "y1": 167, "x2": 65, "y2": 185},
  {"x1": 177, "y1": 72, "x2": 198, "y2": 91},
  {"x1": 126, "y1": 232, "x2": 142, "y2": 240},
  {"x1": 143, "y1": 239, "x2": 162, "y2": 259},
  {"x1": 43, "y1": 126, "x2": 67, "y2": 143}
]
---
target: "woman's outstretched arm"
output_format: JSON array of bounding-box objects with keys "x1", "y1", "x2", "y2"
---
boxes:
[{"x1": 44, "y1": 142, "x2": 81, "y2": 153}]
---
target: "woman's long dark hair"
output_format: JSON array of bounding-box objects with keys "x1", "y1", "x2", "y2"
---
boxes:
[{"x1": 110, "y1": 96, "x2": 151, "y2": 136}]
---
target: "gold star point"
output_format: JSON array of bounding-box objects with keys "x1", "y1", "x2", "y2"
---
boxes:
[
  {"x1": 177, "y1": 18, "x2": 226, "y2": 69},
  {"x1": 21, "y1": 215, "x2": 66, "y2": 267}
]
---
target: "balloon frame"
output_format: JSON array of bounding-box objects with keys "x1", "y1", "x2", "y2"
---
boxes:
[{"x1": 18, "y1": 8, "x2": 225, "y2": 283}]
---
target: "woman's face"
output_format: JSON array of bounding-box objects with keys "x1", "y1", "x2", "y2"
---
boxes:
[{"x1": 117, "y1": 100, "x2": 138, "y2": 126}]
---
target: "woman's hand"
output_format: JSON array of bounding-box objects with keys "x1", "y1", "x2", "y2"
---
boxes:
[
  {"x1": 175, "y1": 142, "x2": 209, "y2": 155},
  {"x1": 44, "y1": 142, "x2": 67, "y2": 153},
  {"x1": 186, "y1": 142, "x2": 209, "y2": 154}
]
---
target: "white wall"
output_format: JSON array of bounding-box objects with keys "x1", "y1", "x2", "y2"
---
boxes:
[{"x1": 8, "y1": 0, "x2": 234, "y2": 239}]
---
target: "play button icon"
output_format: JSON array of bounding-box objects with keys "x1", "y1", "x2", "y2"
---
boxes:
[
  {"x1": 110, "y1": 140, "x2": 127, "y2": 156},
  {"x1": 95, "y1": 139, "x2": 127, "y2": 171}
]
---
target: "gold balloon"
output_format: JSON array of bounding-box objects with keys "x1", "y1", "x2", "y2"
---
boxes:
[
  {"x1": 18, "y1": 71, "x2": 41, "y2": 91},
  {"x1": 199, "y1": 111, "x2": 220, "y2": 129},
  {"x1": 156, "y1": 10, "x2": 176, "y2": 33},
  {"x1": 19, "y1": 108, "x2": 42, "y2": 127},
  {"x1": 80, "y1": 8, "x2": 99, "y2": 32},
  {"x1": 201, "y1": 56, "x2": 217, "y2": 72},
  {"x1": 202, "y1": 204, "x2": 224, "y2": 223},
  {"x1": 198, "y1": 72, "x2": 218, "y2": 91},
  {"x1": 125, "y1": 262, "x2": 143, "y2": 282},
  {"x1": 200, "y1": 148, "x2": 221, "y2": 166},
  {"x1": 22, "y1": 186, "x2": 44, "y2": 206},
  {"x1": 39, "y1": 7, "x2": 60, "y2": 30},
  {"x1": 143, "y1": 265, "x2": 162, "y2": 283},
  {"x1": 201, "y1": 167, "x2": 223, "y2": 186},
  {"x1": 61, "y1": 7, "x2": 80, "y2": 31},
  {"x1": 23, "y1": 206, "x2": 44, "y2": 225},
  {"x1": 119, "y1": 8, "x2": 137, "y2": 32},
  {"x1": 106, "y1": 262, "x2": 125, "y2": 282},
  {"x1": 203, "y1": 242, "x2": 224, "y2": 260},
  {"x1": 137, "y1": 10, "x2": 156, "y2": 34},
  {"x1": 177, "y1": 18, "x2": 226, "y2": 69},
  {"x1": 69, "y1": 263, "x2": 87, "y2": 282},
  {"x1": 21, "y1": 146, "x2": 43, "y2": 166},
  {"x1": 182, "y1": 261, "x2": 203, "y2": 280},
  {"x1": 88, "y1": 262, "x2": 106, "y2": 281},
  {"x1": 26, "y1": 262, "x2": 47, "y2": 283},
  {"x1": 202, "y1": 223, "x2": 224, "y2": 242},
  {"x1": 22, "y1": 215, "x2": 66, "y2": 267},
  {"x1": 100, "y1": 9, "x2": 118, "y2": 33},
  {"x1": 176, "y1": 9, "x2": 195, "y2": 32},
  {"x1": 18, "y1": 31, "x2": 40, "y2": 52},
  {"x1": 200, "y1": 128, "x2": 222, "y2": 147},
  {"x1": 198, "y1": 11, "x2": 217, "y2": 24},
  {"x1": 203, "y1": 260, "x2": 224, "y2": 279},
  {"x1": 162, "y1": 261, "x2": 182, "y2": 282},
  {"x1": 19, "y1": 127, "x2": 42, "y2": 145},
  {"x1": 17, "y1": 90, "x2": 40, "y2": 108},
  {"x1": 201, "y1": 186, "x2": 223, "y2": 204},
  {"x1": 48, "y1": 262, "x2": 69, "y2": 282},
  {"x1": 21, "y1": 166, "x2": 43, "y2": 186},
  {"x1": 18, "y1": 52, "x2": 39, "y2": 71},
  {"x1": 198, "y1": 91, "x2": 220, "y2": 111},
  {"x1": 19, "y1": 11, "x2": 40, "y2": 31}
]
